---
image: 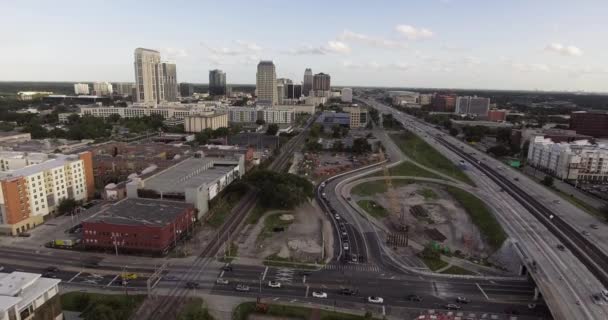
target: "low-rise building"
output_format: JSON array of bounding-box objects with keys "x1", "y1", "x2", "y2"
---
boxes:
[
  {"x1": 227, "y1": 106, "x2": 295, "y2": 124},
  {"x1": 341, "y1": 88, "x2": 353, "y2": 103},
  {"x1": 486, "y1": 109, "x2": 507, "y2": 122},
  {"x1": 0, "y1": 272, "x2": 62, "y2": 320},
  {"x1": 74, "y1": 83, "x2": 90, "y2": 95},
  {"x1": 342, "y1": 106, "x2": 368, "y2": 128},
  {"x1": 512, "y1": 128, "x2": 593, "y2": 147},
  {"x1": 0, "y1": 139, "x2": 94, "y2": 154},
  {"x1": 16, "y1": 92, "x2": 52, "y2": 101},
  {"x1": 570, "y1": 111, "x2": 608, "y2": 138},
  {"x1": 126, "y1": 155, "x2": 245, "y2": 218},
  {"x1": 82, "y1": 198, "x2": 196, "y2": 255},
  {"x1": 450, "y1": 119, "x2": 513, "y2": 129},
  {"x1": 527, "y1": 136, "x2": 608, "y2": 183},
  {"x1": 455, "y1": 96, "x2": 490, "y2": 116},
  {"x1": 0, "y1": 152, "x2": 49, "y2": 171},
  {"x1": 79, "y1": 104, "x2": 219, "y2": 120},
  {"x1": 42, "y1": 95, "x2": 111, "y2": 105},
  {"x1": 0, "y1": 152, "x2": 94, "y2": 235},
  {"x1": 184, "y1": 112, "x2": 228, "y2": 132}
]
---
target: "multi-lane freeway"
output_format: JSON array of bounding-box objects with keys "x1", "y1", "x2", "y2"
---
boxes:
[{"x1": 359, "y1": 93, "x2": 608, "y2": 319}]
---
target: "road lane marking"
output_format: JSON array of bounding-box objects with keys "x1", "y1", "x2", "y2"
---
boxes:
[
  {"x1": 107, "y1": 275, "x2": 119, "y2": 287},
  {"x1": 68, "y1": 271, "x2": 82, "y2": 283},
  {"x1": 476, "y1": 283, "x2": 490, "y2": 300},
  {"x1": 262, "y1": 266, "x2": 269, "y2": 280},
  {"x1": 305, "y1": 285, "x2": 309, "y2": 297},
  {"x1": 382, "y1": 305, "x2": 385, "y2": 316},
  {"x1": 219, "y1": 270, "x2": 225, "y2": 278}
]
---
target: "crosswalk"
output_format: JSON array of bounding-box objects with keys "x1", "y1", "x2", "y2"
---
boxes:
[{"x1": 323, "y1": 263, "x2": 380, "y2": 272}]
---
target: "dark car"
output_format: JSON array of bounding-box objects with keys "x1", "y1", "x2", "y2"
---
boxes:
[
  {"x1": 17, "y1": 232, "x2": 31, "y2": 237},
  {"x1": 185, "y1": 281, "x2": 199, "y2": 289},
  {"x1": 45, "y1": 266, "x2": 59, "y2": 273},
  {"x1": 339, "y1": 288, "x2": 358, "y2": 296},
  {"x1": 407, "y1": 294, "x2": 422, "y2": 302},
  {"x1": 456, "y1": 296, "x2": 470, "y2": 304},
  {"x1": 556, "y1": 244, "x2": 565, "y2": 251},
  {"x1": 222, "y1": 265, "x2": 233, "y2": 272},
  {"x1": 298, "y1": 271, "x2": 312, "y2": 276}
]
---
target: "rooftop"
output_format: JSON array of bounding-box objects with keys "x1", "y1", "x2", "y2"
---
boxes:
[
  {"x1": 86, "y1": 198, "x2": 193, "y2": 227},
  {"x1": 0, "y1": 132, "x2": 29, "y2": 138},
  {"x1": 144, "y1": 157, "x2": 239, "y2": 194},
  {"x1": 0, "y1": 153, "x2": 82, "y2": 180}
]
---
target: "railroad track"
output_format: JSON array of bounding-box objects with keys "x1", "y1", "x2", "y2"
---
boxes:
[
  {"x1": 137, "y1": 117, "x2": 315, "y2": 319},
  {"x1": 435, "y1": 136, "x2": 608, "y2": 287}
]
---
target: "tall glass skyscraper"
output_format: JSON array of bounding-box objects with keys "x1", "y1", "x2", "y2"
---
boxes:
[{"x1": 209, "y1": 69, "x2": 227, "y2": 96}]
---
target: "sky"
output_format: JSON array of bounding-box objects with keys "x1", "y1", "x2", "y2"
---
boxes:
[{"x1": 2, "y1": 0, "x2": 608, "y2": 91}]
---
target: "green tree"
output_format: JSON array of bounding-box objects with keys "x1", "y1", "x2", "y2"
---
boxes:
[
  {"x1": 266, "y1": 124, "x2": 279, "y2": 135},
  {"x1": 332, "y1": 140, "x2": 344, "y2": 151},
  {"x1": 108, "y1": 113, "x2": 121, "y2": 123},
  {"x1": 213, "y1": 127, "x2": 230, "y2": 138},
  {"x1": 599, "y1": 204, "x2": 608, "y2": 221},
  {"x1": 542, "y1": 176, "x2": 554, "y2": 187},
  {"x1": 487, "y1": 145, "x2": 509, "y2": 157},
  {"x1": 496, "y1": 128, "x2": 512, "y2": 144},
  {"x1": 83, "y1": 304, "x2": 119, "y2": 320},
  {"x1": 352, "y1": 138, "x2": 371, "y2": 154},
  {"x1": 246, "y1": 170, "x2": 314, "y2": 209},
  {"x1": 255, "y1": 119, "x2": 266, "y2": 125},
  {"x1": 331, "y1": 125, "x2": 342, "y2": 138},
  {"x1": 449, "y1": 128, "x2": 459, "y2": 136},
  {"x1": 57, "y1": 198, "x2": 79, "y2": 215}
]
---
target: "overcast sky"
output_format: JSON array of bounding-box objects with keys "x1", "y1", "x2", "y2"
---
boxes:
[{"x1": 2, "y1": 0, "x2": 608, "y2": 91}]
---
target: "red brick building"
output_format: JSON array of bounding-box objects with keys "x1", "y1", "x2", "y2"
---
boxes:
[
  {"x1": 486, "y1": 109, "x2": 507, "y2": 122},
  {"x1": 570, "y1": 111, "x2": 608, "y2": 138},
  {"x1": 431, "y1": 94, "x2": 456, "y2": 112},
  {"x1": 82, "y1": 198, "x2": 196, "y2": 255}
]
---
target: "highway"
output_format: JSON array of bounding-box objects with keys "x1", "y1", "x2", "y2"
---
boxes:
[{"x1": 359, "y1": 93, "x2": 608, "y2": 319}]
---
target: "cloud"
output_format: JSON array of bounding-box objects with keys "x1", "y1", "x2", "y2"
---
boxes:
[
  {"x1": 325, "y1": 41, "x2": 351, "y2": 54},
  {"x1": 395, "y1": 25, "x2": 434, "y2": 40},
  {"x1": 511, "y1": 62, "x2": 551, "y2": 73},
  {"x1": 338, "y1": 30, "x2": 408, "y2": 49},
  {"x1": 163, "y1": 47, "x2": 188, "y2": 58},
  {"x1": 285, "y1": 41, "x2": 351, "y2": 55},
  {"x1": 203, "y1": 40, "x2": 263, "y2": 56},
  {"x1": 545, "y1": 43, "x2": 583, "y2": 56}
]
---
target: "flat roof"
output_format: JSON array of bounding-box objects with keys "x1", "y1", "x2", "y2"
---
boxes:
[
  {"x1": 0, "y1": 296, "x2": 21, "y2": 312},
  {"x1": 0, "y1": 132, "x2": 29, "y2": 138},
  {"x1": 0, "y1": 272, "x2": 39, "y2": 296},
  {"x1": 86, "y1": 198, "x2": 193, "y2": 227},
  {"x1": 144, "y1": 157, "x2": 238, "y2": 194}
]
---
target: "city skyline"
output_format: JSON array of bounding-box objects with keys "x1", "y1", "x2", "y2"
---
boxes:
[{"x1": 2, "y1": 0, "x2": 608, "y2": 92}]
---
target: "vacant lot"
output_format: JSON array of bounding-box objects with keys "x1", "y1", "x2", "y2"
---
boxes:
[
  {"x1": 62, "y1": 292, "x2": 145, "y2": 320},
  {"x1": 444, "y1": 186, "x2": 507, "y2": 250},
  {"x1": 351, "y1": 179, "x2": 414, "y2": 196},
  {"x1": 390, "y1": 131, "x2": 474, "y2": 185}
]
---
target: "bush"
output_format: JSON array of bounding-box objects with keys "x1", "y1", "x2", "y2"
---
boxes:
[{"x1": 542, "y1": 176, "x2": 554, "y2": 187}]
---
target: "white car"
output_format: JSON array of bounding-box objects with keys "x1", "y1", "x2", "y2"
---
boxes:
[
  {"x1": 343, "y1": 242, "x2": 350, "y2": 251},
  {"x1": 312, "y1": 291, "x2": 328, "y2": 299},
  {"x1": 368, "y1": 296, "x2": 384, "y2": 304},
  {"x1": 216, "y1": 278, "x2": 229, "y2": 285},
  {"x1": 268, "y1": 281, "x2": 281, "y2": 288}
]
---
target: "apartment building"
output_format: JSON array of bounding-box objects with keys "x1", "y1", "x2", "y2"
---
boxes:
[
  {"x1": 184, "y1": 112, "x2": 229, "y2": 132},
  {"x1": 79, "y1": 103, "x2": 218, "y2": 120},
  {"x1": 227, "y1": 106, "x2": 295, "y2": 124},
  {"x1": 0, "y1": 152, "x2": 94, "y2": 235},
  {"x1": 527, "y1": 136, "x2": 608, "y2": 183}
]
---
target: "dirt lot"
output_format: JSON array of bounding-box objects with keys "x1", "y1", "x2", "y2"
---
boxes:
[
  {"x1": 298, "y1": 151, "x2": 380, "y2": 184},
  {"x1": 355, "y1": 183, "x2": 493, "y2": 257},
  {"x1": 237, "y1": 201, "x2": 333, "y2": 263}
]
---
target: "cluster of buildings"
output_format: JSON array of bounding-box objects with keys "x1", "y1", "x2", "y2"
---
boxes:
[
  {"x1": 527, "y1": 136, "x2": 608, "y2": 183},
  {"x1": 389, "y1": 91, "x2": 507, "y2": 122}
]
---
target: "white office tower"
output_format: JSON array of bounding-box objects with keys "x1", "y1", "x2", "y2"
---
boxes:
[
  {"x1": 74, "y1": 83, "x2": 90, "y2": 95},
  {"x1": 341, "y1": 88, "x2": 353, "y2": 103},
  {"x1": 134, "y1": 48, "x2": 165, "y2": 106},
  {"x1": 92, "y1": 82, "x2": 113, "y2": 96},
  {"x1": 256, "y1": 61, "x2": 278, "y2": 105}
]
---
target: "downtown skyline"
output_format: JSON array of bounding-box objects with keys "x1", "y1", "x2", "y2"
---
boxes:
[{"x1": 2, "y1": 0, "x2": 608, "y2": 92}]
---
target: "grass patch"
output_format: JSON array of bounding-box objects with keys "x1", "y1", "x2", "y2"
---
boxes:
[
  {"x1": 206, "y1": 185, "x2": 248, "y2": 228},
  {"x1": 440, "y1": 265, "x2": 475, "y2": 275},
  {"x1": 233, "y1": 302, "x2": 379, "y2": 320},
  {"x1": 444, "y1": 186, "x2": 506, "y2": 250},
  {"x1": 390, "y1": 132, "x2": 475, "y2": 185},
  {"x1": 385, "y1": 161, "x2": 443, "y2": 179},
  {"x1": 258, "y1": 212, "x2": 294, "y2": 241},
  {"x1": 177, "y1": 298, "x2": 213, "y2": 320},
  {"x1": 357, "y1": 200, "x2": 390, "y2": 218},
  {"x1": 61, "y1": 292, "x2": 145, "y2": 320},
  {"x1": 420, "y1": 255, "x2": 449, "y2": 271},
  {"x1": 417, "y1": 188, "x2": 438, "y2": 200},
  {"x1": 263, "y1": 254, "x2": 320, "y2": 270},
  {"x1": 245, "y1": 204, "x2": 268, "y2": 225},
  {"x1": 351, "y1": 179, "x2": 413, "y2": 196}
]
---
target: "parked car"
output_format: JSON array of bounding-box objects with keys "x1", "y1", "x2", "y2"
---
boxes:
[
  {"x1": 590, "y1": 224, "x2": 599, "y2": 230},
  {"x1": 45, "y1": 266, "x2": 59, "y2": 273},
  {"x1": 268, "y1": 281, "x2": 281, "y2": 288},
  {"x1": 445, "y1": 304, "x2": 461, "y2": 310},
  {"x1": 216, "y1": 278, "x2": 229, "y2": 285},
  {"x1": 557, "y1": 244, "x2": 565, "y2": 251},
  {"x1": 343, "y1": 242, "x2": 350, "y2": 251},
  {"x1": 185, "y1": 282, "x2": 199, "y2": 289},
  {"x1": 339, "y1": 288, "x2": 357, "y2": 296},
  {"x1": 235, "y1": 284, "x2": 250, "y2": 292},
  {"x1": 312, "y1": 291, "x2": 328, "y2": 299},
  {"x1": 222, "y1": 265, "x2": 233, "y2": 271}
]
